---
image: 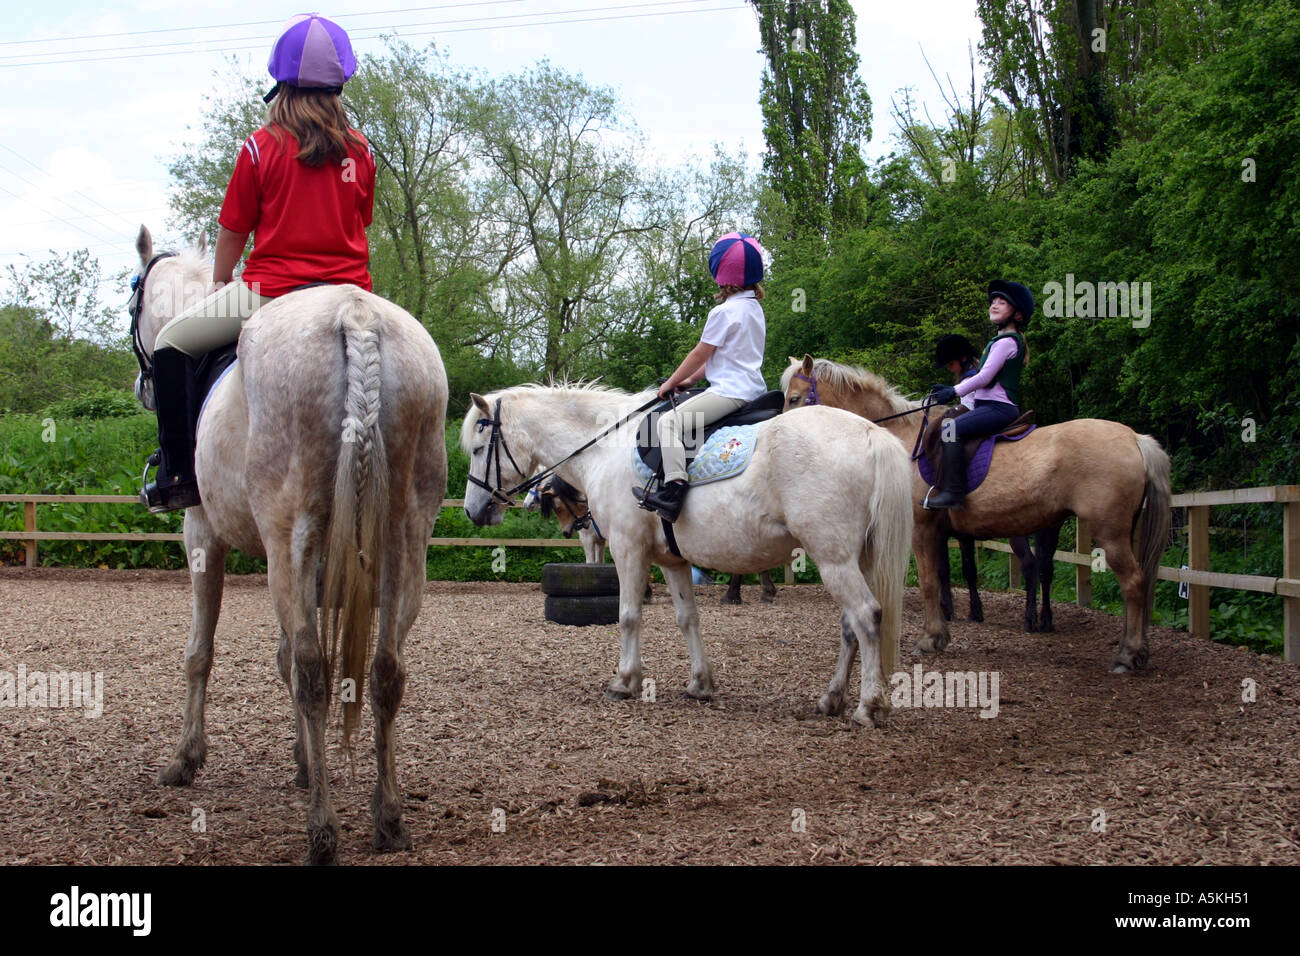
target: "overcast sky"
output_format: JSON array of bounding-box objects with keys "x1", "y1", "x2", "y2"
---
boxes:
[{"x1": 2, "y1": 0, "x2": 987, "y2": 290}]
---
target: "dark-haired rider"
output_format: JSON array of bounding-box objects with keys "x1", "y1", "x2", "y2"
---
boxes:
[{"x1": 923, "y1": 280, "x2": 1032, "y2": 510}]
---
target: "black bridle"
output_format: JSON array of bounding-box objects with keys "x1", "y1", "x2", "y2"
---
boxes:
[
  {"x1": 467, "y1": 392, "x2": 663, "y2": 508},
  {"x1": 128, "y1": 251, "x2": 177, "y2": 387}
]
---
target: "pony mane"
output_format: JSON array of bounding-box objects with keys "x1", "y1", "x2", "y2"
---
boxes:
[
  {"x1": 458, "y1": 380, "x2": 635, "y2": 453},
  {"x1": 781, "y1": 357, "x2": 917, "y2": 416}
]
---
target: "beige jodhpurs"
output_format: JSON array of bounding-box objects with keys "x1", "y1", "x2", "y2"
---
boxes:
[
  {"x1": 154, "y1": 281, "x2": 274, "y2": 357},
  {"x1": 656, "y1": 390, "x2": 748, "y2": 483}
]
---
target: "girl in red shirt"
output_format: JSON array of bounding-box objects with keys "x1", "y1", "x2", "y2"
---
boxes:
[{"x1": 142, "y1": 14, "x2": 376, "y2": 512}]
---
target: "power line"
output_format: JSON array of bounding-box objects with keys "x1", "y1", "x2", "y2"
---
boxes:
[
  {"x1": 0, "y1": 1, "x2": 534, "y2": 46},
  {"x1": 0, "y1": 2, "x2": 742, "y2": 68}
]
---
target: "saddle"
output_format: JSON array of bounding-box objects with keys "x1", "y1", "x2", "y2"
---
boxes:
[
  {"x1": 918, "y1": 405, "x2": 1037, "y2": 493},
  {"x1": 636, "y1": 389, "x2": 785, "y2": 480}
]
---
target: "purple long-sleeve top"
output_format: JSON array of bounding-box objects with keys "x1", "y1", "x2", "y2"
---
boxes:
[{"x1": 954, "y1": 335, "x2": 1019, "y2": 405}]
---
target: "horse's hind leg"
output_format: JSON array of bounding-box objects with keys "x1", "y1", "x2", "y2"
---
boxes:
[
  {"x1": 819, "y1": 562, "x2": 887, "y2": 727},
  {"x1": 760, "y1": 569, "x2": 777, "y2": 603},
  {"x1": 1010, "y1": 535, "x2": 1036, "y2": 631},
  {"x1": 1036, "y1": 525, "x2": 1062, "y2": 633},
  {"x1": 369, "y1": 530, "x2": 426, "y2": 853},
  {"x1": 159, "y1": 514, "x2": 228, "y2": 787},
  {"x1": 267, "y1": 534, "x2": 338, "y2": 865},
  {"x1": 662, "y1": 562, "x2": 714, "y2": 700},
  {"x1": 1093, "y1": 530, "x2": 1148, "y2": 673},
  {"x1": 816, "y1": 611, "x2": 857, "y2": 717},
  {"x1": 275, "y1": 627, "x2": 308, "y2": 789},
  {"x1": 960, "y1": 533, "x2": 983, "y2": 622}
]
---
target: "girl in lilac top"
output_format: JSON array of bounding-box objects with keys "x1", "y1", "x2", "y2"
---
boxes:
[{"x1": 923, "y1": 280, "x2": 1034, "y2": 510}]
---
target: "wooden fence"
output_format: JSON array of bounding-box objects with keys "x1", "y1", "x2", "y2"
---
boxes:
[{"x1": 4, "y1": 485, "x2": 1297, "y2": 662}]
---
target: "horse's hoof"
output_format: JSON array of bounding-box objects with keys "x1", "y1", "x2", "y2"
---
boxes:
[
  {"x1": 684, "y1": 680, "x2": 714, "y2": 701},
  {"x1": 720, "y1": 596, "x2": 742, "y2": 606},
  {"x1": 373, "y1": 821, "x2": 412, "y2": 853},
  {"x1": 760, "y1": 592, "x2": 777, "y2": 604},
  {"x1": 293, "y1": 768, "x2": 309, "y2": 790},
  {"x1": 306, "y1": 830, "x2": 339, "y2": 866},
  {"x1": 157, "y1": 760, "x2": 196, "y2": 787},
  {"x1": 816, "y1": 692, "x2": 845, "y2": 717},
  {"x1": 605, "y1": 684, "x2": 635, "y2": 701},
  {"x1": 913, "y1": 634, "x2": 948, "y2": 655},
  {"x1": 852, "y1": 703, "x2": 889, "y2": 728},
  {"x1": 969, "y1": 611, "x2": 983, "y2": 623}
]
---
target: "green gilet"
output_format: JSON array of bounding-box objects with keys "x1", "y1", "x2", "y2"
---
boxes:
[{"x1": 975, "y1": 330, "x2": 1026, "y2": 405}]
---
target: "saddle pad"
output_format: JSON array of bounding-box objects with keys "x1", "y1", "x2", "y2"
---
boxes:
[
  {"x1": 916, "y1": 425, "x2": 1036, "y2": 493},
  {"x1": 632, "y1": 423, "x2": 760, "y2": 487},
  {"x1": 198, "y1": 358, "x2": 239, "y2": 429}
]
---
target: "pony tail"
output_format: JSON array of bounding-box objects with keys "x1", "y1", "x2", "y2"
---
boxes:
[{"x1": 320, "y1": 289, "x2": 388, "y2": 761}]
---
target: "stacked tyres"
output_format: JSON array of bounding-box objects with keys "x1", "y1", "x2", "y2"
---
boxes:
[{"x1": 542, "y1": 563, "x2": 620, "y2": 626}]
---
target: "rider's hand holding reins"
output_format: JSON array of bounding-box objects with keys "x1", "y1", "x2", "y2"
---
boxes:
[{"x1": 929, "y1": 384, "x2": 957, "y2": 405}]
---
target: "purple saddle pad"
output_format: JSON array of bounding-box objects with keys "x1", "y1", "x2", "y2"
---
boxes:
[{"x1": 917, "y1": 425, "x2": 1036, "y2": 492}]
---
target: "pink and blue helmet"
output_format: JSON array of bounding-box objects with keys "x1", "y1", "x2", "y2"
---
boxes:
[
  {"x1": 708, "y1": 232, "x2": 765, "y2": 287},
  {"x1": 264, "y1": 14, "x2": 357, "y2": 103}
]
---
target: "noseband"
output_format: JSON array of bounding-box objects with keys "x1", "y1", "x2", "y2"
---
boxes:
[
  {"x1": 128, "y1": 251, "x2": 177, "y2": 387},
  {"x1": 466, "y1": 398, "x2": 534, "y2": 507}
]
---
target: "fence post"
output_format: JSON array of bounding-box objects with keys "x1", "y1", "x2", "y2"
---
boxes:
[
  {"x1": 1075, "y1": 518, "x2": 1091, "y2": 607},
  {"x1": 1285, "y1": 499, "x2": 1299, "y2": 664},
  {"x1": 785, "y1": 563, "x2": 794, "y2": 585},
  {"x1": 24, "y1": 500, "x2": 37, "y2": 568},
  {"x1": 1188, "y1": 504, "x2": 1210, "y2": 641}
]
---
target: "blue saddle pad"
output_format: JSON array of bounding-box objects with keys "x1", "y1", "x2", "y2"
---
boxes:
[
  {"x1": 632, "y1": 423, "x2": 760, "y2": 487},
  {"x1": 198, "y1": 358, "x2": 239, "y2": 428},
  {"x1": 916, "y1": 426, "x2": 1036, "y2": 492}
]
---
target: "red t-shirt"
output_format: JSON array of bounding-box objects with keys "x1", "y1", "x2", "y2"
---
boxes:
[{"x1": 218, "y1": 126, "x2": 376, "y2": 297}]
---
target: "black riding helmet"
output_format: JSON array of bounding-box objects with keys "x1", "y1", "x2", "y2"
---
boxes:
[
  {"x1": 934, "y1": 333, "x2": 978, "y2": 367},
  {"x1": 988, "y1": 279, "x2": 1034, "y2": 327}
]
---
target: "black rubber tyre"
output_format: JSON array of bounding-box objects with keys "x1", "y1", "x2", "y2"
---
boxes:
[
  {"x1": 544, "y1": 594, "x2": 621, "y2": 626},
  {"x1": 541, "y1": 562, "x2": 620, "y2": 597}
]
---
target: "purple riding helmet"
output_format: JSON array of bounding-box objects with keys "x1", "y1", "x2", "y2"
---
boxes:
[{"x1": 263, "y1": 14, "x2": 357, "y2": 103}]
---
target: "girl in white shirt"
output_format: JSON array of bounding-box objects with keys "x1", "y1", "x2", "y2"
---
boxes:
[{"x1": 636, "y1": 232, "x2": 768, "y2": 522}]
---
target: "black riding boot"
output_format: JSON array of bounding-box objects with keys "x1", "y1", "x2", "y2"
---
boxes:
[
  {"x1": 635, "y1": 479, "x2": 689, "y2": 522},
  {"x1": 923, "y1": 439, "x2": 966, "y2": 511},
  {"x1": 140, "y1": 347, "x2": 202, "y2": 513}
]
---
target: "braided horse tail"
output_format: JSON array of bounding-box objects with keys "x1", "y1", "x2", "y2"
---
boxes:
[{"x1": 320, "y1": 290, "x2": 389, "y2": 757}]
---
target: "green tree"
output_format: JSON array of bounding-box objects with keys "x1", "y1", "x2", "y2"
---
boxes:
[{"x1": 752, "y1": 0, "x2": 873, "y2": 240}]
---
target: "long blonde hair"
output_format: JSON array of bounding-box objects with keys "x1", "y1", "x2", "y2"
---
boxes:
[{"x1": 267, "y1": 86, "x2": 365, "y2": 166}]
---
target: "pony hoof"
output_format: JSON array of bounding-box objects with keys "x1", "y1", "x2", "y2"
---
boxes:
[
  {"x1": 605, "y1": 685, "x2": 635, "y2": 701},
  {"x1": 969, "y1": 611, "x2": 984, "y2": 623},
  {"x1": 373, "y1": 822, "x2": 412, "y2": 853},
  {"x1": 720, "y1": 596, "x2": 742, "y2": 606},
  {"x1": 306, "y1": 830, "x2": 339, "y2": 866},
  {"x1": 852, "y1": 703, "x2": 889, "y2": 728},
  {"x1": 760, "y1": 592, "x2": 777, "y2": 604},
  {"x1": 157, "y1": 760, "x2": 196, "y2": 787},
  {"x1": 293, "y1": 768, "x2": 309, "y2": 790},
  {"x1": 816, "y1": 692, "x2": 845, "y2": 716},
  {"x1": 684, "y1": 681, "x2": 714, "y2": 701}
]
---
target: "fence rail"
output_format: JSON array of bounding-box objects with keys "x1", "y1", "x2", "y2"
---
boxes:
[{"x1": 4, "y1": 486, "x2": 1297, "y2": 662}]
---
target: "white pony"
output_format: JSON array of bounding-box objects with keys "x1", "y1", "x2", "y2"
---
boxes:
[
  {"x1": 131, "y1": 226, "x2": 448, "y2": 864},
  {"x1": 461, "y1": 384, "x2": 913, "y2": 726}
]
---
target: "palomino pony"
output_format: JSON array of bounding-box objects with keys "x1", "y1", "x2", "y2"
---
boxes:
[
  {"x1": 131, "y1": 226, "x2": 448, "y2": 864},
  {"x1": 461, "y1": 384, "x2": 913, "y2": 726},
  {"x1": 782, "y1": 356, "x2": 1171, "y2": 673}
]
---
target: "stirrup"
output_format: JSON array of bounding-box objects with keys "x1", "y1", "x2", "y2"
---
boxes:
[{"x1": 140, "y1": 449, "x2": 201, "y2": 513}]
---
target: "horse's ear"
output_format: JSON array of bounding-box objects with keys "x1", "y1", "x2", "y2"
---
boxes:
[
  {"x1": 801, "y1": 353, "x2": 814, "y2": 374},
  {"x1": 196, "y1": 231, "x2": 208, "y2": 257},
  {"x1": 136, "y1": 225, "x2": 153, "y2": 265},
  {"x1": 470, "y1": 393, "x2": 490, "y2": 414}
]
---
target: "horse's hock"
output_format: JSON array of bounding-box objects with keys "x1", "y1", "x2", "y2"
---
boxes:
[{"x1": 542, "y1": 562, "x2": 620, "y2": 625}]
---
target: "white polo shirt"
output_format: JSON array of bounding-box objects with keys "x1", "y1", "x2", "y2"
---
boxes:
[{"x1": 700, "y1": 290, "x2": 767, "y2": 401}]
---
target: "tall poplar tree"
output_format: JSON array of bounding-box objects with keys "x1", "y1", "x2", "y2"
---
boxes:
[{"x1": 751, "y1": 0, "x2": 873, "y2": 240}]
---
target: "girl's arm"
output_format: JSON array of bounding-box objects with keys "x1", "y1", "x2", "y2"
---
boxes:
[
  {"x1": 213, "y1": 226, "x2": 250, "y2": 286},
  {"x1": 660, "y1": 341, "x2": 716, "y2": 397},
  {"x1": 955, "y1": 337, "x2": 1018, "y2": 398}
]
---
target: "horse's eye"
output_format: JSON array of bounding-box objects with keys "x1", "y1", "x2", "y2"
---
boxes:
[{"x1": 476, "y1": 422, "x2": 486, "y2": 433}]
